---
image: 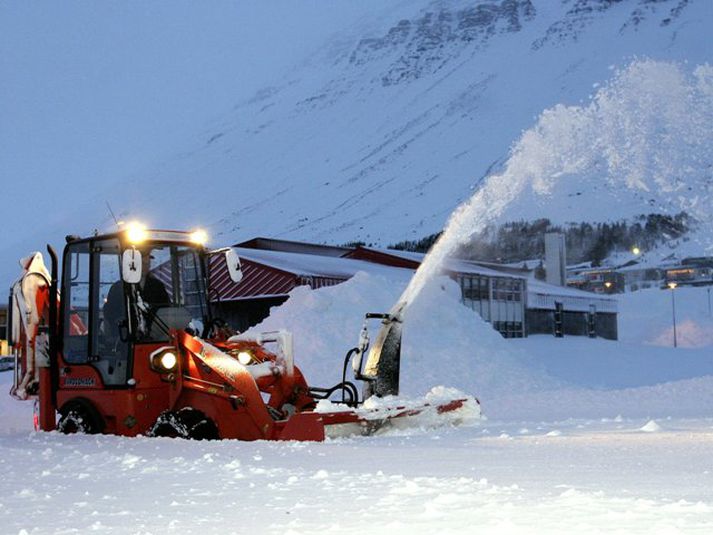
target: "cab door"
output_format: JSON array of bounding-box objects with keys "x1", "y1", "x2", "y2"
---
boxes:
[
  {"x1": 62, "y1": 238, "x2": 130, "y2": 387},
  {"x1": 92, "y1": 239, "x2": 130, "y2": 385}
]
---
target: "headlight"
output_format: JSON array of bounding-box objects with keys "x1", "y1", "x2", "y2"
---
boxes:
[
  {"x1": 160, "y1": 352, "x2": 177, "y2": 370},
  {"x1": 150, "y1": 348, "x2": 179, "y2": 373},
  {"x1": 237, "y1": 351, "x2": 254, "y2": 366}
]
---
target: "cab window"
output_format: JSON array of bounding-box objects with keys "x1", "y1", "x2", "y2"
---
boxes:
[
  {"x1": 63, "y1": 243, "x2": 90, "y2": 363},
  {"x1": 93, "y1": 239, "x2": 129, "y2": 385}
]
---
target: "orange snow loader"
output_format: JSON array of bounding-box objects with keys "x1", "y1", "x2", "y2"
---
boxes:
[{"x1": 8, "y1": 226, "x2": 472, "y2": 441}]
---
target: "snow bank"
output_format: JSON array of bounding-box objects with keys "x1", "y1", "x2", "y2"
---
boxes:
[
  {"x1": 511, "y1": 336, "x2": 713, "y2": 390},
  {"x1": 399, "y1": 278, "x2": 554, "y2": 399},
  {"x1": 488, "y1": 375, "x2": 713, "y2": 421},
  {"x1": 639, "y1": 419, "x2": 662, "y2": 433},
  {"x1": 249, "y1": 272, "x2": 713, "y2": 421},
  {"x1": 247, "y1": 272, "x2": 553, "y2": 403}
]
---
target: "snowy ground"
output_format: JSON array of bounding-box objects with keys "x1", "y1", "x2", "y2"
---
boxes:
[
  {"x1": 2, "y1": 278, "x2": 713, "y2": 533},
  {"x1": 1, "y1": 402, "x2": 712, "y2": 534}
]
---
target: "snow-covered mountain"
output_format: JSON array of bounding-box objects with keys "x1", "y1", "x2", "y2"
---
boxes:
[
  {"x1": 111, "y1": 0, "x2": 712, "y2": 242},
  {"x1": 2, "y1": 0, "x2": 712, "y2": 285}
]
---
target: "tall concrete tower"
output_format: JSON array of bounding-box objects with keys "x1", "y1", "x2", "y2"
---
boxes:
[{"x1": 545, "y1": 232, "x2": 566, "y2": 287}]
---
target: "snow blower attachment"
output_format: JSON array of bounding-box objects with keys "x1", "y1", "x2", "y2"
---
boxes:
[
  {"x1": 358, "y1": 308, "x2": 404, "y2": 398},
  {"x1": 8, "y1": 227, "x2": 477, "y2": 441},
  {"x1": 307, "y1": 307, "x2": 404, "y2": 405},
  {"x1": 309, "y1": 303, "x2": 478, "y2": 437}
]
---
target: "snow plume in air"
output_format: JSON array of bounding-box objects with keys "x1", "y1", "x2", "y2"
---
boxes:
[{"x1": 400, "y1": 59, "x2": 713, "y2": 307}]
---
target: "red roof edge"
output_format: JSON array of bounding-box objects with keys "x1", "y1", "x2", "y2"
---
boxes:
[{"x1": 344, "y1": 247, "x2": 421, "y2": 269}]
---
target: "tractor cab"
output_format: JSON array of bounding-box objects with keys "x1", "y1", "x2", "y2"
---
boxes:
[
  {"x1": 60, "y1": 227, "x2": 217, "y2": 389},
  {"x1": 45, "y1": 225, "x2": 255, "y2": 436}
]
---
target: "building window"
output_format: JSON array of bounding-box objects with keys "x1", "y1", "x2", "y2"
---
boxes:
[{"x1": 459, "y1": 275, "x2": 524, "y2": 338}]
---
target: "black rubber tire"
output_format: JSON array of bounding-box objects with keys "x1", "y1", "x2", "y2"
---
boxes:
[
  {"x1": 176, "y1": 407, "x2": 219, "y2": 440},
  {"x1": 148, "y1": 411, "x2": 187, "y2": 438},
  {"x1": 148, "y1": 408, "x2": 219, "y2": 440},
  {"x1": 57, "y1": 400, "x2": 103, "y2": 435}
]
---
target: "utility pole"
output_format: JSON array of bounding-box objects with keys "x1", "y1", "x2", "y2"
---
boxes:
[{"x1": 668, "y1": 282, "x2": 678, "y2": 348}]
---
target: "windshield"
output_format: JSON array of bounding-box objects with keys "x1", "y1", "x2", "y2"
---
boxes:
[{"x1": 129, "y1": 243, "x2": 208, "y2": 341}]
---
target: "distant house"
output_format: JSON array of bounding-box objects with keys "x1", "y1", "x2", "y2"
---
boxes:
[
  {"x1": 209, "y1": 237, "x2": 618, "y2": 340},
  {"x1": 567, "y1": 255, "x2": 713, "y2": 293},
  {"x1": 664, "y1": 257, "x2": 713, "y2": 287},
  {"x1": 615, "y1": 262, "x2": 664, "y2": 291},
  {"x1": 567, "y1": 266, "x2": 628, "y2": 294}
]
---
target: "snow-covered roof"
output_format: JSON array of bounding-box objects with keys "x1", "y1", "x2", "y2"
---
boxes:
[
  {"x1": 615, "y1": 262, "x2": 660, "y2": 273},
  {"x1": 503, "y1": 259, "x2": 540, "y2": 270},
  {"x1": 361, "y1": 248, "x2": 528, "y2": 280},
  {"x1": 529, "y1": 279, "x2": 613, "y2": 299},
  {"x1": 569, "y1": 256, "x2": 669, "y2": 274},
  {"x1": 567, "y1": 261, "x2": 593, "y2": 271},
  {"x1": 233, "y1": 247, "x2": 413, "y2": 281},
  {"x1": 376, "y1": 248, "x2": 424, "y2": 262},
  {"x1": 528, "y1": 279, "x2": 618, "y2": 313},
  {"x1": 236, "y1": 237, "x2": 351, "y2": 258}
]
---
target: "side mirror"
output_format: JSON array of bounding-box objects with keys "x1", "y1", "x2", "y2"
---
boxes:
[
  {"x1": 225, "y1": 248, "x2": 243, "y2": 284},
  {"x1": 122, "y1": 249, "x2": 142, "y2": 284}
]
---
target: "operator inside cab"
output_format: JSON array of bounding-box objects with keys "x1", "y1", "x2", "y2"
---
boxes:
[
  {"x1": 104, "y1": 250, "x2": 170, "y2": 341},
  {"x1": 137, "y1": 251, "x2": 170, "y2": 308}
]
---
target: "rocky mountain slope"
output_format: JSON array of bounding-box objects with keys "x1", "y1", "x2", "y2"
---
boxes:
[{"x1": 116, "y1": 0, "x2": 710, "y2": 245}]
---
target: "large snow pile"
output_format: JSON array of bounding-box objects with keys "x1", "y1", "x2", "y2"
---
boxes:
[
  {"x1": 247, "y1": 272, "x2": 554, "y2": 402},
  {"x1": 249, "y1": 273, "x2": 713, "y2": 421}
]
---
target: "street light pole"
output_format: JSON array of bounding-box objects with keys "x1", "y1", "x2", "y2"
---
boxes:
[{"x1": 668, "y1": 282, "x2": 678, "y2": 348}]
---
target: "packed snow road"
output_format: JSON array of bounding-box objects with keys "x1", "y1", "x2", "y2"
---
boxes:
[{"x1": 1, "y1": 416, "x2": 712, "y2": 534}]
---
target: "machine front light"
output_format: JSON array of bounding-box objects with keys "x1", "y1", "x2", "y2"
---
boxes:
[
  {"x1": 237, "y1": 351, "x2": 254, "y2": 366},
  {"x1": 190, "y1": 229, "x2": 208, "y2": 246},
  {"x1": 125, "y1": 221, "x2": 148, "y2": 244},
  {"x1": 160, "y1": 351, "x2": 178, "y2": 371},
  {"x1": 150, "y1": 349, "x2": 179, "y2": 373}
]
